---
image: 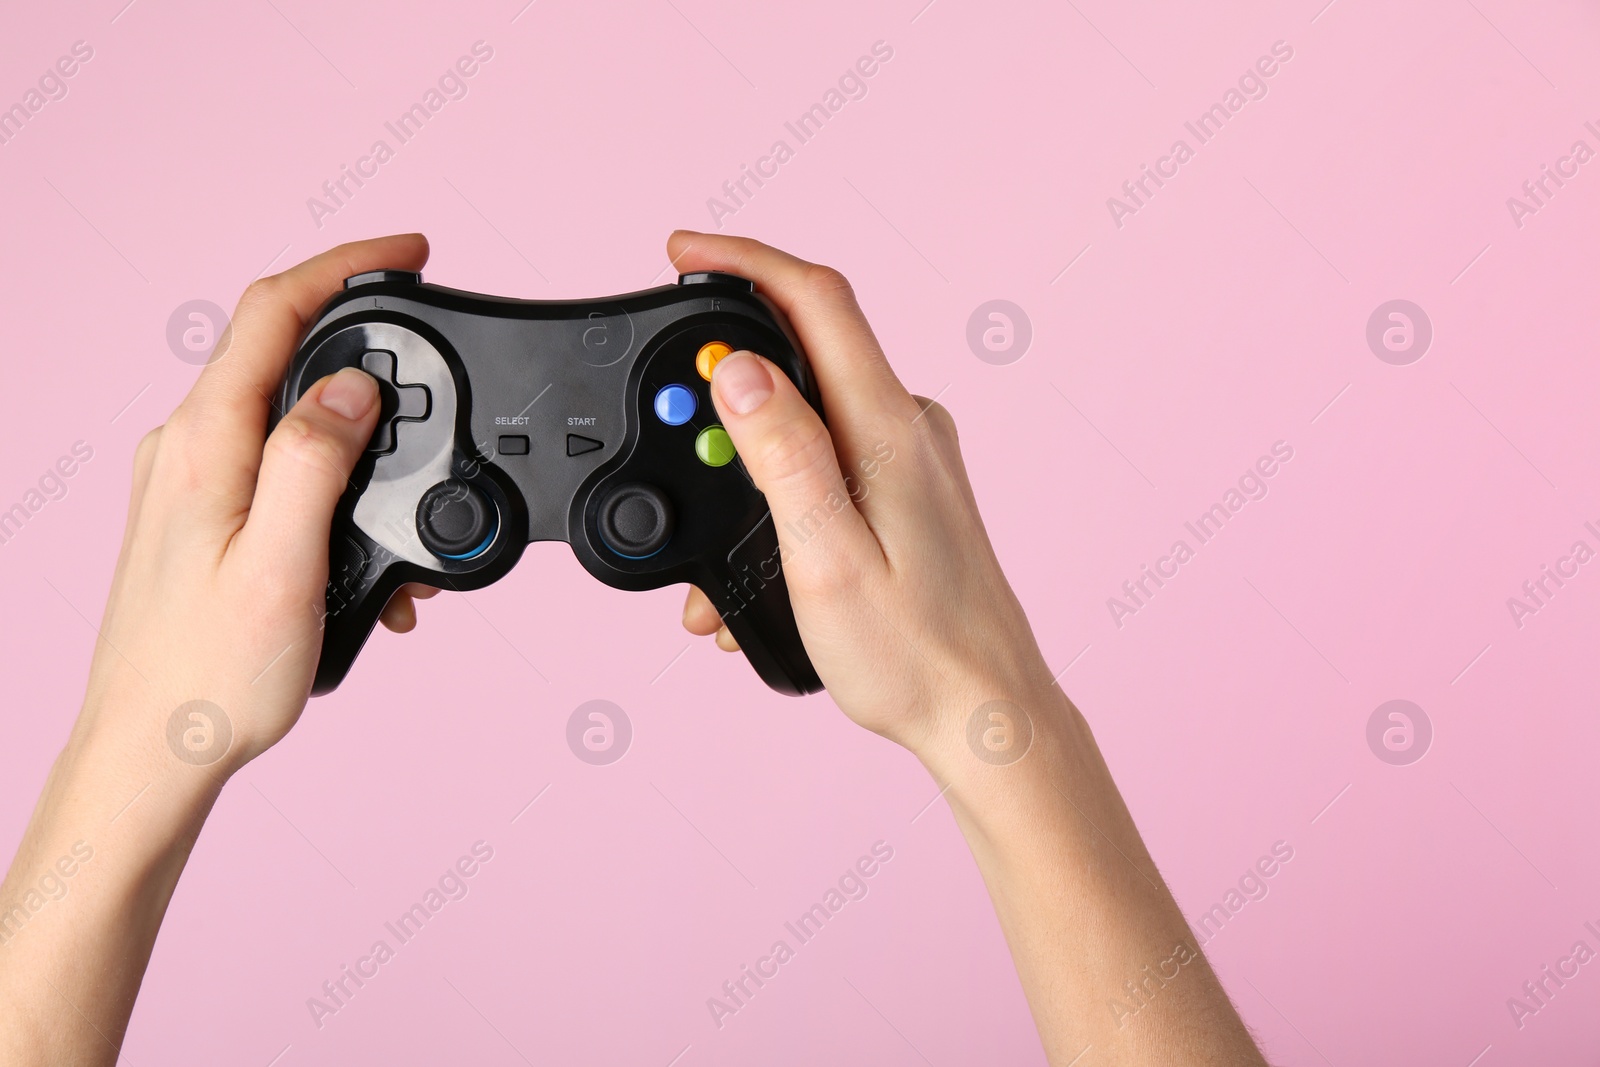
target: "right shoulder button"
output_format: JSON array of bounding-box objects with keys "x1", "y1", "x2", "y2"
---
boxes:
[{"x1": 677, "y1": 272, "x2": 754, "y2": 292}]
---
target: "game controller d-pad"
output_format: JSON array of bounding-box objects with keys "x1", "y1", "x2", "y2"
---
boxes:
[
  {"x1": 275, "y1": 269, "x2": 823, "y2": 697},
  {"x1": 359, "y1": 349, "x2": 431, "y2": 455}
]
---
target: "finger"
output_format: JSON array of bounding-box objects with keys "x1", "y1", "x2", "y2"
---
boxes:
[
  {"x1": 381, "y1": 584, "x2": 439, "y2": 632},
  {"x1": 683, "y1": 586, "x2": 723, "y2": 636},
  {"x1": 666, "y1": 231, "x2": 915, "y2": 427},
  {"x1": 230, "y1": 368, "x2": 381, "y2": 591},
  {"x1": 382, "y1": 584, "x2": 439, "y2": 632},
  {"x1": 381, "y1": 591, "x2": 418, "y2": 633},
  {"x1": 708, "y1": 350, "x2": 880, "y2": 574},
  {"x1": 170, "y1": 234, "x2": 430, "y2": 516},
  {"x1": 192, "y1": 233, "x2": 430, "y2": 415},
  {"x1": 681, "y1": 585, "x2": 741, "y2": 650}
]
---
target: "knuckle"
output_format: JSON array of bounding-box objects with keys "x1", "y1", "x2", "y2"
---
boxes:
[
  {"x1": 154, "y1": 406, "x2": 213, "y2": 466},
  {"x1": 133, "y1": 426, "x2": 163, "y2": 469},
  {"x1": 148, "y1": 415, "x2": 214, "y2": 492},
  {"x1": 756, "y1": 416, "x2": 836, "y2": 489},
  {"x1": 253, "y1": 559, "x2": 297, "y2": 602},
  {"x1": 787, "y1": 544, "x2": 859, "y2": 602},
  {"x1": 265, "y1": 419, "x2": 344, "y2": 480},
  {"x1": 241, "y1": 275, "x2": 281, "y2": 308},
  {"x1": 159, "y1": 404, "x2": 198, "y2": 442},
  {"x1": 800, "y1": 263, "x2": 854, "y2": 303},
  {"x1": 904, "y1": 399, "x2": 970, "y2": 489},
  {"x1": 252, "y1": 560, "x2": 314, "y2": 617},
  {"x1": 916, "y1": 399, "x2": 958, "y2": 439},
  {"x1": 235, "y1": 275, "x2": 293, "y2": 328},
  {"x1": 909, "y1": 398, "x2": 962, "y2": 463}
]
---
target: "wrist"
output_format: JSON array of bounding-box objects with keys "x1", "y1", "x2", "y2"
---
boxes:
[
  {"x1": 78, "y1": 659, "x2": 263, "y2": 769},
  {"x1": 901, "y1": 649, "x2": 1079, "y2": 772},
  {"x1": 909, "y1": 688, "x2": 1070, "y2": 857},
  {"x1": 909, "y1": 684, "x2": 1169, "y2": 908},
  {"x1": 66, "y1": 685, "x2": 241, "y2": 828}
]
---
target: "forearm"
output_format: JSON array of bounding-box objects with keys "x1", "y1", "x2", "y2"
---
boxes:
[
  {"x1": 918, "y1": 685, "x2": 1265, "y2": 1066},
  {"x1": 0, "y1": 702, "x2": 225, "y2": 1065}
]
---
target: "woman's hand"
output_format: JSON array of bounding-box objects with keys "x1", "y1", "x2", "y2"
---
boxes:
[
  {"x1": 673, "y1": 231, "x2": 1267, "y2": 1067},
  {"x1": 0, "y1": 235, "x2": 445, "y2": 1066},
  {"x1": 674, "y1": 231, "x2": 1055, "y2": 753},
  {"x1": 82, "y1": 234, "x2": 437, "y2": 771}
]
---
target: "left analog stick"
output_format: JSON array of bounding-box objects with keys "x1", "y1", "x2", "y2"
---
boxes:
[{"x1": 417, "y1": 480, "x2": 498, "y2": 560}]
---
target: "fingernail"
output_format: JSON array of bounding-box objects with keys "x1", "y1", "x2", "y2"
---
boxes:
[
  {"x1": 320, "y1": 367, "x2": 378, "y2": 420},
  {"x1": 712, "y1": 352, "x2": 773, "y2": 415}
]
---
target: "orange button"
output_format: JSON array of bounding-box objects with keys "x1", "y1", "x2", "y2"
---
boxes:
[{"x1": 696, "y1": 341, "x2": 733, "y2": 381}]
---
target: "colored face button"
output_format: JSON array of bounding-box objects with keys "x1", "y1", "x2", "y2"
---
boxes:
[
  {"x1": 695, "y1": 425, "x2": 736, "y2": 467},
  {"x1": 653, "y1": 383, "x2": 697, "y2": 426},
  {"x1": 696, "y1": 341, "x2": 733, "y2": 381}
]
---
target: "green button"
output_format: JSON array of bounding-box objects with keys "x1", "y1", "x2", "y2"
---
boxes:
[{"x1": 695, "y1": 425, "x2": 736, "y2": 467}]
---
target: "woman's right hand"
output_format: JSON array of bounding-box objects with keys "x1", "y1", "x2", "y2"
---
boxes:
[
  {"x1": 673, "y1": 232, "x2": 1270, "y2": 1067},
  {"x1": 671, "y1": 231, "x2": 1058, "y2": 756}
]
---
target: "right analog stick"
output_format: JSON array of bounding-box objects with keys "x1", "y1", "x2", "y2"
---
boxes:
[{"x1": 596, "y1": 482, "x2": 674, "y2": 559}]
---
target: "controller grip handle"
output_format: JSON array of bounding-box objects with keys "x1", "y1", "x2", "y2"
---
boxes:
[
  {"x1": 313, "y1": 526, "x2": 404, "y2": 695},
  {"x1": 703, "y1": 513, "x2": 823, "y2": 696}
]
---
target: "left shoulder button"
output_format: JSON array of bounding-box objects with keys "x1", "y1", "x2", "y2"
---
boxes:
[{"x1": 344, "y1": 270, "x2": 422, "y2": 289}]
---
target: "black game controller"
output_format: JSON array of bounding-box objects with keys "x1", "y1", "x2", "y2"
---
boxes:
[{"x1": 273, "y1": 269, "x2": 823, "y2": 697}]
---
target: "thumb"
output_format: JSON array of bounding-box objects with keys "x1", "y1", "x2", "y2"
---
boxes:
[
  {"x1": 709, "y1": 351, "x2": 873, "y2": 562},
  {"x1": 236, "y1": 367, "x2": 381, "y2": 581}
]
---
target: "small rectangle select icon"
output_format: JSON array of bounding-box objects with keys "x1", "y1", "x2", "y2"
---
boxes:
[{"x1": 498, "y1": 435, "x2": 529, "y2": 455}]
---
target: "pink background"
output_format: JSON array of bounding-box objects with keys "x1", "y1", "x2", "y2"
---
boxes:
[{"x1": 3, "y1": 0, "x2": 1599, "y2": 1063}]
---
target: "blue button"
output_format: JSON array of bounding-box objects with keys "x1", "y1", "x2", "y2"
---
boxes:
[{"x1": 654, "y1": 384, "x2": 697, "y2": 426}]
